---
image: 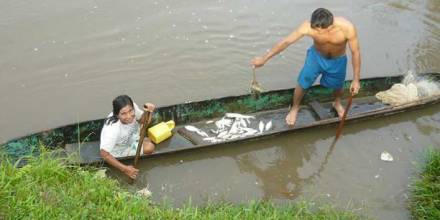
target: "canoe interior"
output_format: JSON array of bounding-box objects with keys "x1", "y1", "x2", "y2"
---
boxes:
[
  {"x1": 2, "y1": 73, "x2": 440, "y2": 163},
  {"x1": 64, "y1": 95, "x2": 395, "y2": 164}
]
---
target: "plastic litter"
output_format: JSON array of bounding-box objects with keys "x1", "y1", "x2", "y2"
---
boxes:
[
  {"x1": 137, "y1": 187, "x2": 152, "y2": 197},
  {"x1": 94, "y1": 169, "x2": 107, "y2": 178},
  {"x1": 380, "y1": 151, "x2": 394, "y2": 162}
]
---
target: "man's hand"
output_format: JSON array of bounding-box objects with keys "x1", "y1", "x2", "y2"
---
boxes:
[
  {"x1": 124, "y1": 165, "x2": 139, "y2": 179},
  {"x1": 251, "y1": 57, "x2": 266, "y2": 68},
  {"x1": 143, "y1": 103, "x2": 155, "y2": 113},
  {"x1": 350, "y1": 80, "x2": 360, "y2": 95}
]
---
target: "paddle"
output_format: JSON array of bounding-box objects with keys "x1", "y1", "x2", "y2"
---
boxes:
[
  {"x1": 335, "y1": 93, "x2": 353, "y2": 140},
  {"x1": 128, "y1": 108, "x2": 152, "y2": 184}
]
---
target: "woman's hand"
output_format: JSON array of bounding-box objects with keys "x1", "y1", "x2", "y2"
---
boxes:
[
  {"x1": 124, "y1": 165, "x2": 139, "y2": 179},
  {"x1": 143, "y1": 103, "x2": 155, "y2": 113}
]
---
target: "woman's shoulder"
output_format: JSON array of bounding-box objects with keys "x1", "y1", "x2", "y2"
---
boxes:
[{"x1": 102, "y1": 117, "x2": 121, "y2": 131}]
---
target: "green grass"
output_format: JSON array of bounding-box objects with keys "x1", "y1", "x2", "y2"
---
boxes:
[
  {"x1": 0, "y1": 147, "x2": 364, "y2": 220},
  {"x1": 409, "y1": 148, "x2": 440, "y2": 220}
]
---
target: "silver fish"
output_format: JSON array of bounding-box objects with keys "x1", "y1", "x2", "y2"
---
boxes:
[
  {"x1": 184, "y1": 125, "x2": 209, "y2": 137},
  {"x1": 203, "y1": 137, "x2": 217, "y2": 141},
  {"x1": 265, "y1": 121, "x2": 272, "y2": 131},
  {"x1": 245, "y1": 118, "x2": 251, "y2": 125},
  {"x1": 217, "y1": 130, "x2": 228, "y2": 138},
  {"x1": 225, "y1": 113, "x2": 255, "y2": 119},
  {"x1": 215, "y1": 117, "x2": 233, "y2": 130},
  {"x1": 242, "y1": 128, "x2": 258, "y2": 136},
  {"x1": 221, "y1": 133, "x2": 232, "y2": 140},
  {"x1": 229, "y1": 134, "x2": 241, "y2": 139},
  {"x1": 228, "y1": 120, "x2": 240, "y2": 134},
  {"x1": 239, "y1": 118, "x2": 248, "y2": 128},
  {"x1": 259, "y1": 121, "x2": 264, "y2": 133}
]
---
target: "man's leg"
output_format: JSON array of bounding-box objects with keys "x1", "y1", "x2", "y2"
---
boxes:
[
  {"x1": 333, "y1": 88, "x2": 345, "y2": 119},
  {"x1": 293, "y1": 46, "x2": 322, "y2": 126},
  {"x1": 286, "y1": 86, "x2": 306, "y2": 126},
  {"x1": 319, "y1": 54, "x2": 347, "y2": 119}
]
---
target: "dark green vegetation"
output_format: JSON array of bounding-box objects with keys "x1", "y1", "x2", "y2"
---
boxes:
[
  {"x1": 409, "y1": 148, "x2": 440, "y2": 219},
  {"x1": 0, "y1": 149, "x2": 364, "y2": 219}
]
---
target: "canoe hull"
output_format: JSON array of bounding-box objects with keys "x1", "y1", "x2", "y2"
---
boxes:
[{"x1": 3, "y1": 73, "x2": 440, "y2": 164}]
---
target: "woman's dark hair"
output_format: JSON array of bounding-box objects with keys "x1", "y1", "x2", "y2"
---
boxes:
[
  {"x1": 311, "y1": 8, "x2": 334, "y2": 29},
  {"x1": 105, "y1": 95, "x2": 134, "y2": 125}
]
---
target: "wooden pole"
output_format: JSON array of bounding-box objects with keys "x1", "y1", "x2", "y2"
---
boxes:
[
  {"x1": 335, "y1": 93, "x2": 353, "y2": 140},
  {"x1": 128, "y1": 110, "x2": 151, "y2": 184}
]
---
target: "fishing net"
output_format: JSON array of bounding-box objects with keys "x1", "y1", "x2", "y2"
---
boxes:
[
  {"x1": 376, "y1": 72, "x2": 440, "y2": 106},
  {"x1": 375, "y1": 83, "x2": 418, "y2": 105}
]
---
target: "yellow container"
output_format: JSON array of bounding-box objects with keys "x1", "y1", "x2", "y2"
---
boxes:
[{"x1": 147, "y1": 120, "x2": 175, "y2": 144}]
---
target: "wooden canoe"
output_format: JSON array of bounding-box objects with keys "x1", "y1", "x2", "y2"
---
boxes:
[{"x1": 2, "y1": 72, "x2": 440, "y2": 165}]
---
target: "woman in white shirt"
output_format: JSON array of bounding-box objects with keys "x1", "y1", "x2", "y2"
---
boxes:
[{"x1": 100, "y1": 95, "x2": 155, "y2": 179}]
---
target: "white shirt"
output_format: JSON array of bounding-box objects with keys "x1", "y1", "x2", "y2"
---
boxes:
[{"x1": 100, "y1": 103, "x2": 144, "y2": 157}]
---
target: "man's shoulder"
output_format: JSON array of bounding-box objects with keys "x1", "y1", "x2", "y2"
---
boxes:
[
  {"x1": 334, "y1": 17, "x2": 356, "y2": 37},
  {"x1": 298, "y1": 20, "x2": 312, "y2": 34},
  {"x1": 334, "y1": 17, "x2": 355, "y2": 29}
]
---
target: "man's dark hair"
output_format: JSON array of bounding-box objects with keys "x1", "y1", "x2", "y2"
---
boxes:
[
  {"x1": 311, "y1": 8, "x2": 334, "y2": 29},
  {"x1": 105, "y1": 95, "x2": 134, "y2": 125}
]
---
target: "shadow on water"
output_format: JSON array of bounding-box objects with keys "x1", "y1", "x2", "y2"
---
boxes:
[{"x1": 234, "y1": 135, "x2": 340, "y2": 201}]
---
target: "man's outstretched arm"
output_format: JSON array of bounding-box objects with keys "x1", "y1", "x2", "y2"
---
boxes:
[{"x1": 252, "y1": 21, "x2": 310, "y2": 67}]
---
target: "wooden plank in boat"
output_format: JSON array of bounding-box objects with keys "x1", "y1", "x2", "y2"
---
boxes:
[{"x1": 308, "y1": 100, "x2": 334, "y2": 120}]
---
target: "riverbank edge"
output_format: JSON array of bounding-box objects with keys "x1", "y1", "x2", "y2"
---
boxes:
[
  {"x1": 0, "y1": 148, "x2": 365, "y2": 220},
  {"x1": 409, "y1": 148, "x2": 440, "y2": 219}
]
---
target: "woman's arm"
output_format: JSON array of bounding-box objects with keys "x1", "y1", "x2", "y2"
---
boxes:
[
  {"x1": 100, "y1": 149, "x2": 138, "y2": 179},
  {"x1": 135, "y1": 103, "x2": 155, "y2": 124}
]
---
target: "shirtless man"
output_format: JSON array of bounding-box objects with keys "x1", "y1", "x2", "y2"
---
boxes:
[{"x1": 252, "y1": 8, "x2": 361, "y2": 126}]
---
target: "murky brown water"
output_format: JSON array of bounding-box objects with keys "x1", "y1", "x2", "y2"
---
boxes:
[{"x1": 1, "y1": 0, "x2": 439, "y2": 219}]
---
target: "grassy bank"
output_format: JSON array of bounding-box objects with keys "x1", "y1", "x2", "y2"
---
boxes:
[
  {"x1": 409, "y1": 148, "x2": 440, "y2": 219},
  {"x1": 0, "y1": 149, "x2": 363, "y2": 220}
]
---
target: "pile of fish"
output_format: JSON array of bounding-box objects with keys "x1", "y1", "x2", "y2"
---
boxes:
[{"x1": 184, "y1": 113, "x2": 272, "y2": 143}]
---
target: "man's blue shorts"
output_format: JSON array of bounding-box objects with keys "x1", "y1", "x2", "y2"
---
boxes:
[{"x1": 298, "y1": 46, "x2": 347, "y2": 89}]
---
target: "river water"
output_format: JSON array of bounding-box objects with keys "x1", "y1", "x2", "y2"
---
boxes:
[{"x1": 1, "y1": 0, "x2": 439, "y2": 219}]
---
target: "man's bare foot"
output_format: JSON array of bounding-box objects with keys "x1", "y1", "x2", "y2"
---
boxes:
[
  {"x1": 286, "y1": 108, "x2": 299, "y2": 126},
  {"x1": 333, "y1": 102, "x2": 345, "y2": 119}
]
